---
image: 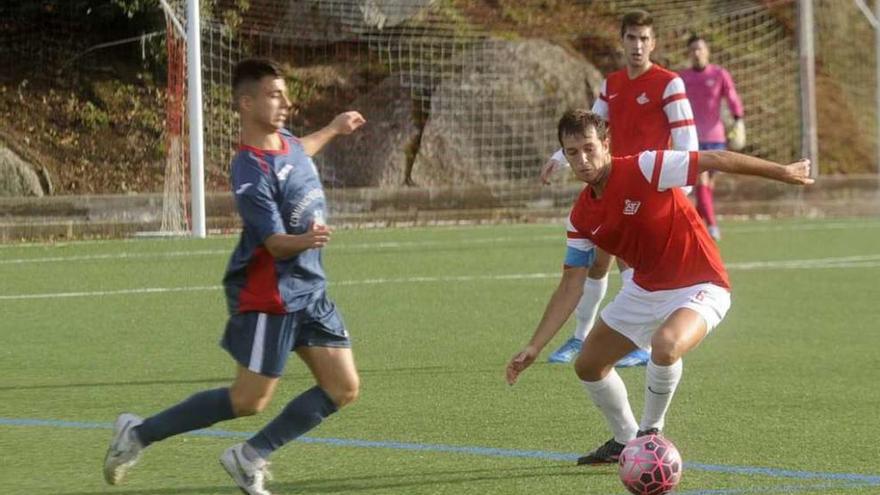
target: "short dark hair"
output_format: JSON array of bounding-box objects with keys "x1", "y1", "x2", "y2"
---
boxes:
[
  {"x1": 557, "y1": 109, "x2": 608, "y2": 146},
  {"x1": 232, "y1": 58, "x2": 283, "y2": 107},
  {"x1": 687, "y1": 33, "x2": 706, "y2": 47},
  {"x1": 620, "y1": 9, "x2": 654, "y2": 38}
]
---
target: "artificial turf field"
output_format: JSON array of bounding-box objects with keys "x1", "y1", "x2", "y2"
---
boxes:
[{"x1": 1, "y1": 218, "x2": 879, "y2": 495}]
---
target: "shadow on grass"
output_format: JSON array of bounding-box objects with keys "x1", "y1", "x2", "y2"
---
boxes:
[
  {"x1": 0, "y1": 377, "x2": 230, "y2": 392},
  {"x1": 58, "y1": 464, "x2": 610, "y2": 495},
  {"x1": 0, "y1": 364, "x2": 519, "y2": 392}
]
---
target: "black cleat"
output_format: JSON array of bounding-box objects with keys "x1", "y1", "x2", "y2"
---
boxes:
[
  {"x1": 576, "y1": 438, "x2": 626, "y2": 465},
  {"x1": 637, "y1": 428, "x2": 660, "y2": 437}
]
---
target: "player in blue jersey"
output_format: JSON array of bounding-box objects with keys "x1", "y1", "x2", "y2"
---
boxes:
[{"x1": 103, "y1": 58, "x2": 366, "y2": 495}]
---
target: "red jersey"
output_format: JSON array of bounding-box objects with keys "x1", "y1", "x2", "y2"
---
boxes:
[
  {"x1": 566, "y1": 151, "x2": 730, "y2": 291},
  {"x1": 592, "y1": 65, "x2": 698, "y2": 155}
]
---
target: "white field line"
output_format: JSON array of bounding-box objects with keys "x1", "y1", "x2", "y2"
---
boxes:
[
  {"x1": 5, "y1": 219, "x2": 880, "y2": 265},
  {"x1": 0, "y1": 249, "x2": 228, "y2": 265},
  {"x1": 2, "y1": 255, "x2": 880, "y2": 301},
  {"x1": 722, "y1": 221, "x2": 880, "y2": 233},
  {"x1": 0, "y1": 237, "x2": 563, "y2": 265},
  {"x1": 2, "y1": 219, "x2": 879, "y2": 259}
]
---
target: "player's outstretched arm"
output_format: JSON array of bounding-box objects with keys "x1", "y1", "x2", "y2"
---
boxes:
[
  {"x1": 698, "y1": 151, "x2": 814, "y2": 185},
  {"x1": 263, "y1": 223, "x2": 332, "y2": 259},
  {"x1": 506, "y1": 266, "x2": 587, "y2": 385},
  {"x1": 300, "y1": 111, "x2": 366, "y2": 156}
]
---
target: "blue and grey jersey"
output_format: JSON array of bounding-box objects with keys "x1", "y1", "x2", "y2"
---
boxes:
[{"x1": 222, "y1": 129, "x2": 328, "y2": 315}]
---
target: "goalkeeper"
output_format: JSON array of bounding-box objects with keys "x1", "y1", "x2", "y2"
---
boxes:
[{"x1": 679, "y1": 34, "x2": 745, "y2": 241}]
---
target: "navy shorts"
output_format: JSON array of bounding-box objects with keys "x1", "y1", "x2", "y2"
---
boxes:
[{"x1": 220, "y1": 291, "x2": 350, "y2": 377}]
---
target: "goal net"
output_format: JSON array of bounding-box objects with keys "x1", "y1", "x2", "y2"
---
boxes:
[
  {"x1": 159, "y1": 0, "x2": 878, "y2": 231},
  {"x1": 161, "y1": 4, "x2": 190, "y2": 234}
]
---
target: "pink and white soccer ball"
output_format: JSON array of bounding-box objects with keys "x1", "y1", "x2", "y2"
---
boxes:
[{"x1": 618, "y1": 434, "x2": 683, "y2": 495}]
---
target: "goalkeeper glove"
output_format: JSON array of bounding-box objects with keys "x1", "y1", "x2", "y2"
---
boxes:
[{"x1": 727, "y1": 118, "x2": 746, "y2": 151}]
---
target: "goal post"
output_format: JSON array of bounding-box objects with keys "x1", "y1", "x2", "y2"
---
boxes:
[
  {"x1": 158, "y1": 0, "x2": 205, "y2": 238},
  {"x1": 186, "y1": 0, "x2": 206, "y2": 238}
]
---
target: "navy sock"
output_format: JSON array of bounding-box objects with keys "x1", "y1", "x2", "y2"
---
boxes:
[
  {"x1": 247, "y1": 386, "x2": 338, "y2": 459},
  {"x1": 134, "y1": 387, "x2": 235, "y2": 447}
]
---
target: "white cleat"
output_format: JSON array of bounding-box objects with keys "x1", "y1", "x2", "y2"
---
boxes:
[
  {"x1": 220, "y1": 443, "x2": 273, "y2": 495},
  {"x1": 103, "y1": 413, "x2": 144, "y2": 485}
]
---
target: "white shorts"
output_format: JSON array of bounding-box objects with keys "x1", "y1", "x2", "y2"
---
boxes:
[{"x1": 599, "y1": 272, "x2": 731, "y2": 350}]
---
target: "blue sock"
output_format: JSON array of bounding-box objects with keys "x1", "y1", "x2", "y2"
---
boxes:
[
  {"x1": 247, "y1": 386, "x2": 338, "y2": 459},
  {"x1": 134, "y1": 387, "x2": 235, "y2": 447}
]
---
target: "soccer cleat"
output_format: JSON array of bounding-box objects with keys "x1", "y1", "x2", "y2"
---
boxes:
[
  {"x1": 547, "y1": 337, "x2": 583, "y2": 363},
  {"x1": 637, "y1": 428, "x2": 660, "y2": 437},
  {"x1": 615, "y1": 348, "x2": 650, "y2": 368},
  {"x1": 576, "y1": 437, "x2": 626, "y2": 465},
  {"x1": 708, "y1": 225, "x2": 722, "y2": 241},
  {"x1": 103, "y1": 413, "x2": 144, "y2": 485},
  {"x1": 220, "y1": 443, "x2": 273, "y2": 495}
]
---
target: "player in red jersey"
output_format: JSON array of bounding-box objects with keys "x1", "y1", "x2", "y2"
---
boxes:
[
  {"x1": 507, "y1": 109, "x2": 811, "y2": 464},
  {"x1": 544, "y1": 10, "x2": 699, "y2": 366}
]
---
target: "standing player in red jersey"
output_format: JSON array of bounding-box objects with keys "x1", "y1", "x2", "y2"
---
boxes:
[
  {"x1": 507, "y1": 109, "x2": 812, "y2": 464},
  {"x1": 543, "y1": 10, "x2": 699, "y2": 366}
]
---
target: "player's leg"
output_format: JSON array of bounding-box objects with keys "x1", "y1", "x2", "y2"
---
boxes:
[
  {"x1": 548, "y1": 248, "x2": 612, "y2": 363},
  {"x1": 104, "y1": 312, "x2": 287, "y2": 486},
  {"x1": 136, "y1": 313, "x2": 287, "y2": 445},
  {"x1": 640, "y1": 284, "x2": 731, "y2": 433},
  {"x1": 706, "y1": 170, "x2": 721, "y2": 237},
  {"x1": 573, "y1": 277, "x2": 657, "y2": 465},
  {"x1": 573, "y1": 318, "x2": 640, "y2": 464},
  {"x1": 297, "y1": 346, "x2": 360, "y2": 406},
  {"x1": 696, "y1": 142, "x2": 726, "y2": 240},
  {"x1": 242, "y1": 346, "x2": 358, "y2": 460},
  {"x1": 695, "y1": 171, "x2": 721, "y2": 240},
  {"x1": 613, "y1": 264, "x2": 650, "y2": 368},
  {"x1": 222, "y1": 348, "x2": 355, "y2": 495},
  {"x1": 217, "y1": 367, "x2": 282, "y2": 495},
  {"x1": 639, "y1": 308, "x2": 706, "y2": 435},
  {"x1": 224, "y1": 293, "x2": 356, "y2": 493},
  {"x1": 217, "y1": 309, "x2": 319, "y2": 495},
  {"x1": 136, "y1": 364, "x2": 277, "y2": 447}
]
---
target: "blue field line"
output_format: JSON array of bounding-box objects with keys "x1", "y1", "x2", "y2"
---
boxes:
[
  {"x1": 2, "y1": 417, "x2": 878, "y2": 488},
  {"x1": 676, "y1": 482, "x2": 870, "y2": 495},
  {"x1": 687, "y1": 463, "x2": 880, "y2": 486}
]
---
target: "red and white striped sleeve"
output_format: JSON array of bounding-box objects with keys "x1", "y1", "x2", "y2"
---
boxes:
[
  {"x1": 591, "y1": 79, "x2": 609, "y2": 121},
  {"x1": 662, "y1": 77, "x2": 698, "y2": 151},
  {"x1": 637, "y1": 150, "x2": 700, "y2": 191}
]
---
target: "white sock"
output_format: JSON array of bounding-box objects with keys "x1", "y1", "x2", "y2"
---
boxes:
[
  {"x1": 581, "y1": 370, "x2": 638, "y2": 444},
  {"x1": 573, "y1": 275, "x2": 608, "y2": 341},
  {"x1": 640, "y1": 359, "x2": 683, "y2": 431}
]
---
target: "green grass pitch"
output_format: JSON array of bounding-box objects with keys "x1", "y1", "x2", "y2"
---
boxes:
[{"x1": 1, "y1": 218, "x2": 879, "y2": 494}]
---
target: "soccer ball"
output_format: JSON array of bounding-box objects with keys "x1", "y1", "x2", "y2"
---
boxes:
[{"x1": 618, "y1": 434, "x2": 683, "y2": 495}]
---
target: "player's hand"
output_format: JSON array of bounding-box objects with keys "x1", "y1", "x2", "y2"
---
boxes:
[
  {"x1": 302, "y1": 221, "x2": 332, "y2": 249},
  {"x1": 506, "y1": 346, "x2": 539, "y2": 385},
  {"x1": 780, "y1": 159, "x2": 814, "y2": 185},
  {"x1": 539, "y1": 158, "x2": 561, "y2": 185},
  {"x1": 727, "y1": 118, "x2": 746, "y2": 151},
  {"x1": 330, "y1": 111, "x2": 366, "y2": 135}
]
